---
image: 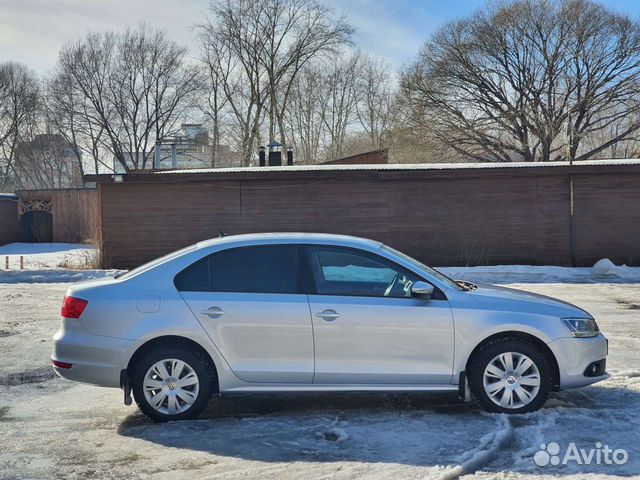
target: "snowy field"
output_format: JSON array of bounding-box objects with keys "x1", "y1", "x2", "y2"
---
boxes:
[
  {"x1": 1, "y1": 244, "x2": 639, "y2": 479},
  {"x1": 0, "y1": 243, "x2": 119, "y2": 283}
]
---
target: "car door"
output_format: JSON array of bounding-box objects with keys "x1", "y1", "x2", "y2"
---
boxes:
[
  {"x1": 304, "y1": 245, "x2": 454, "y2": 385},
  {"x1": 177, "y1": 244, "x2": 314, "y2": 383}
]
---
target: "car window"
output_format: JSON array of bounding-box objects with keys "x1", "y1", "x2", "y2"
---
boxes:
[
  {"x1": 306, "y1": 246, "x2": 419, "y2": 298},
  {"x1": 381, "y1": 244, "x2": 464, "y2": 291},
  {"x1": 174, "y1": 245, "x2": 299, "y2": 294},
  {"x1": 174, "y1": 256, "x2": 210, "y2": 292}
]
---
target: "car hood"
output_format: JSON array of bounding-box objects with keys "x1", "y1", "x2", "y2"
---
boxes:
[{"x1": 469, "y1": 284, "x2": 592, "y2": 318}]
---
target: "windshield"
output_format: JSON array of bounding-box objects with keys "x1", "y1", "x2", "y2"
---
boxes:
[
  {"x1": 115, "y1": 244, "x2": 198, "y2": 280},
  {"x1": 380, "y1": 245, "x2": 464, "y2": 291}
]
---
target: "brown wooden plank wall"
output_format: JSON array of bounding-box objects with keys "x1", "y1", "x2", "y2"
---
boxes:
[
  {"x1": 0, "y1": 197, "x2": 19, "y2": 245},
  {"x1": 98, "y1": 167, "x2": 640, "y2": 268},
  {"x1": 573, "y1": 173, "x2": 640, "y2": 266}
]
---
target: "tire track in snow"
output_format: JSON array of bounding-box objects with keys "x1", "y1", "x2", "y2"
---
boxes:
[{"x1": 438, "y1": 414, "x2": 514, "y2": 480}]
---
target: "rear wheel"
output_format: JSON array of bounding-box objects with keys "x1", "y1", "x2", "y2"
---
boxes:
[
  {"x1": 132, "y1": 345, "x2": 214, "y2": 422},
  {"x1": 468, "y1": 338, "x2": 552, "y2": 414}
]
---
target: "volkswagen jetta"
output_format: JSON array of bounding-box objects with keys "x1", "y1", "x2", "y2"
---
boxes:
[{"x1": 52, "y1": 233, "x2": 608, "y2": 421}]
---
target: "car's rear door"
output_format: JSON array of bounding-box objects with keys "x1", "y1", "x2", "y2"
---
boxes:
[
  {"x1": 177, "y1": 244, "x2": 314, "y2": 383},
  {"x1": 304, "y1": 245, "x2": 454, "y2": 385}
]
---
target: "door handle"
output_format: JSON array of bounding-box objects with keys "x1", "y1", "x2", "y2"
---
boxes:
[
  {"x1": 315, "y1": 309, "x2": 340, "y2": 321},
  {"x1": 202, "y1": 306, "x2": 225, "y2": 318}
]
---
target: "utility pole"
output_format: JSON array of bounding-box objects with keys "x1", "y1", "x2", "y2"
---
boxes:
[{"x1": 567, "y1": 110, "x2": 576, "y2": 266}]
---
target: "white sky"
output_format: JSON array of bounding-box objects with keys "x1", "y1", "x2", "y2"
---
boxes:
[
  {"x1": 2, "y1": 0, "x2": 640, "y2": 76},
  {"x1": 0, "y1": 0, "x2": 450, "y2": 75}
]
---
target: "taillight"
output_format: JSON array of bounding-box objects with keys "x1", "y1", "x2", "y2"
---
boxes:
[
  {"x1": 52, "y1": 359, "x2": 72, "y2": 369},
  {"x1": 61, "y1": 296, "x2": 88, "y2": 319}
]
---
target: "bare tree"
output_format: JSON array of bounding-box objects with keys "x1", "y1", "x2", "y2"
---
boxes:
[
  {"x1": 356, "y1": 55, "x2": 394, "y2": 149},
  {"x1": 199, "y1": 53, "x2": 229, "y2": 167},
  {"x1": 256, "y1": 0, "x2": 353, "y2": 153},
  {"x1": 47, "y1": 69, "x2": 107, "y2": 178},
  {"x1": 57, "y1": 25, "x2": 203, "y2": 172},
  {"x1": 199, "y1": 0, "x2": 352, "y2": 165},
  {"x1": 286, "y1": 64, "x2": 326, "y2": 163},
  {"x1": 200, "y1": 2, "x2": 269, "y2": 166},
  {"x1": 401, "y1": 0, "x2": 640, "y2": 162},
  {"x1": 0, "y1": 63, "x2": 39, "y2": 189},
  {"x1": 318, "y1": 50, "x2": 363, "y2": 160}
]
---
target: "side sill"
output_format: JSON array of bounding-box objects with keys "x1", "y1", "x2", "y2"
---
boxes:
[{"x1": 222, "y1": 384, "x2": 459, "y2": 393}]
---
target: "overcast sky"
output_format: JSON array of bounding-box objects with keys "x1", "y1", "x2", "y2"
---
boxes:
[{"x1": 2, "y1": 0, "x2": 640, "y2": 75}]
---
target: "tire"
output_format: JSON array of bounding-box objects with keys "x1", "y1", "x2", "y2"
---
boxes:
[
  {"x1": 131, "y1": 344, "x2": 215, "y2": 422},
  {"x1": 468, "y1": 337, "x2": 552, "y2": 414}
]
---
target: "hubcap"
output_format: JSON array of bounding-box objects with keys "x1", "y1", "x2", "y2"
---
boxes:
[
  {"x1": 143, "y1": 359, "x2": 200, "y2": 415},
  {"x1": 482, "y1": 352, "x2": 541, "y2": 409}
]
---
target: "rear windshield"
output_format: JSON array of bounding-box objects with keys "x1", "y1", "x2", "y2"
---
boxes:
[{"x1": 115, "y1": 244, "x2": 198, "y2": 280}]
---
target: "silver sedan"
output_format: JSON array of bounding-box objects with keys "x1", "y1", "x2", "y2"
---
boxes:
[{"x1": 52, "y1": 233, "x2": 608, "y2": 421}]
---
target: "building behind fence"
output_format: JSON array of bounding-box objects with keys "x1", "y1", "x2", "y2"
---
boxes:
[
  {"x1": 1, "y1": 189, "x2": 99, "y2": 244},
  {"x1": 88, "y1": 160, "x2": 640, "y2": 269}
]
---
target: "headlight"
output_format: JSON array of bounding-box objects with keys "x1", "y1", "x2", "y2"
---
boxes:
[{"x1": 561, "y1": 318, "x2": 599, "y2": 338}]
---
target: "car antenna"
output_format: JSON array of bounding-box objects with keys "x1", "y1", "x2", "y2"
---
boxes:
[{"x1": 219, "y1": 230, "x2": 227, "y2": 237}]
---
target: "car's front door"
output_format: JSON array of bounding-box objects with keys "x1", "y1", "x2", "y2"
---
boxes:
[
  {"x1": 304, "y1": 245, "x2": 454, "y2": 385},
  {"x1": 177, "y1": 244, "x2": 314, "y2": 383}
]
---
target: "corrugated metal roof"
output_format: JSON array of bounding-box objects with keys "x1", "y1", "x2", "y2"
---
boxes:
[{"x1": 153, "y1": 158, "x2": 640, "y2": 175}]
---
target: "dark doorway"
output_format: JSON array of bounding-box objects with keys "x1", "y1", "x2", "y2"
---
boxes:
[{"x1": 20, "y1": 210, "x2": 53, "y2": 242}]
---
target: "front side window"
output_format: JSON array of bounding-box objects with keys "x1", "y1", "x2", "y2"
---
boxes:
[
  {"x1": 306, "y1": 246, "x2": 419, "y2": 298},
  {"x1": 381, "y1": 244, "x2": 464, "y2": 291},
  {"x1": 174, "y1": 245, "x2": 299, "y2": 294}
]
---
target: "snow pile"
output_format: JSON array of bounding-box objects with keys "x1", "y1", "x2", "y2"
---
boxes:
[
  {"x1": 440, "y1": 415, "x2": 514, "y2": 479},
  {"x1": 315, "y1": 427, "x2": 349, "y2": 443},
  {"x1": 592, "y1": 258, "x2": 636, "y2": 278},
  {"x1": 440, "y1": 259, "x2": 640, "y2": 284}
]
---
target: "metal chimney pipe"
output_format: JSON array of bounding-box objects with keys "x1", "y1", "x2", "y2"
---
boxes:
[
  {"x1": 258, "y1": 146, "x2": 266, "y2": 166},
  {"x1": 154, "y1": 141, "x2": 161, "y2": 169}
]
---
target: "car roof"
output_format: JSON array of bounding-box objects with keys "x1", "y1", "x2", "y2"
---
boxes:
[{"x1": 196, "y1": 232, "x2": 382, "y2": 250}]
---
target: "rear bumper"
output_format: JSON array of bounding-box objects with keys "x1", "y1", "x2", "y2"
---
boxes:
[
  {"x1": 52, "y1": 319, "x2": 137, "y2": 388},
  {"x1": 548, "y1": 333, "x2": 609, "y2": 389}
]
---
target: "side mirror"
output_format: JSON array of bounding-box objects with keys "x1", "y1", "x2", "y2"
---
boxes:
[{"x1": 411, "y1": 281, "x2": 434, "y2": 300}]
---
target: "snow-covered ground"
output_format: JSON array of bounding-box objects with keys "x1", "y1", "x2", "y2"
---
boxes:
[
  {"x1": 441, "y1": 258, "x2": 640, "y2": 284},
  {"x1": 1, "y1": 245, "x2": 639, "y2": 479},
  {"x1": 0, "y1": 243, "x2": 119, "y2": 283}
]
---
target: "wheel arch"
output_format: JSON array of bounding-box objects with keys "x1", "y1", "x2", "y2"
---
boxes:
[
  {"x1": 127, "y1": 335, "x2": 219, "y2": 392},
  {"x1": 465, "y1": 331, "x2": 560, "y2": 391}
]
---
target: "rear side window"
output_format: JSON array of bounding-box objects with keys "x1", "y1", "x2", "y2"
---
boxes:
[
  {"x1": 174, "y1": 245, "x2": 299, "y2": 294},
  {"x1": 174, "y1": 256, "x2": 210, "y2": 292}
]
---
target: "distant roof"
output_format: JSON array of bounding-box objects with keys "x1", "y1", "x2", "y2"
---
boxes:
[
  {"x1": 154, "y1": 158, "x2": 640, "y2": 175},
  {"x1": 84, "y1": 158, "x2": 640, "y2": 183},
  {"x1": 0, "y1": 193, "x2": 19, "y2": 201}
]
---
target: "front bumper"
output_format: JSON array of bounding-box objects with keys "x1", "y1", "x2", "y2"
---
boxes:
[
  {"x1": 548, "y1": 333, "x2": 609, "y2": 389},
  {"x1": 52, "y1": 318, "x2": 137, "y2": 388}
]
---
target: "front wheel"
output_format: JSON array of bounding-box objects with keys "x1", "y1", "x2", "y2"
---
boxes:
[
  {"x1": 468, "y1": 338, "x2": 552, "y2": 414},
  {"x1": 131, "y1": 345, "x2": 214, "y2": 422}
]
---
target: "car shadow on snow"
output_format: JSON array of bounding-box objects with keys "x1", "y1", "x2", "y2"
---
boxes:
[{"x1": 117, "y1": 386, "x2": 640, "y2": 475}]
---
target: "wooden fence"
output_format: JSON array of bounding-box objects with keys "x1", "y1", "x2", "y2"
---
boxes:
[
  {"x1": 17, "y1": 188, "x2": 99, "y2": 243},
  {"x1": 92, "y1": 162, "x2": 640, "y2": 269}
]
